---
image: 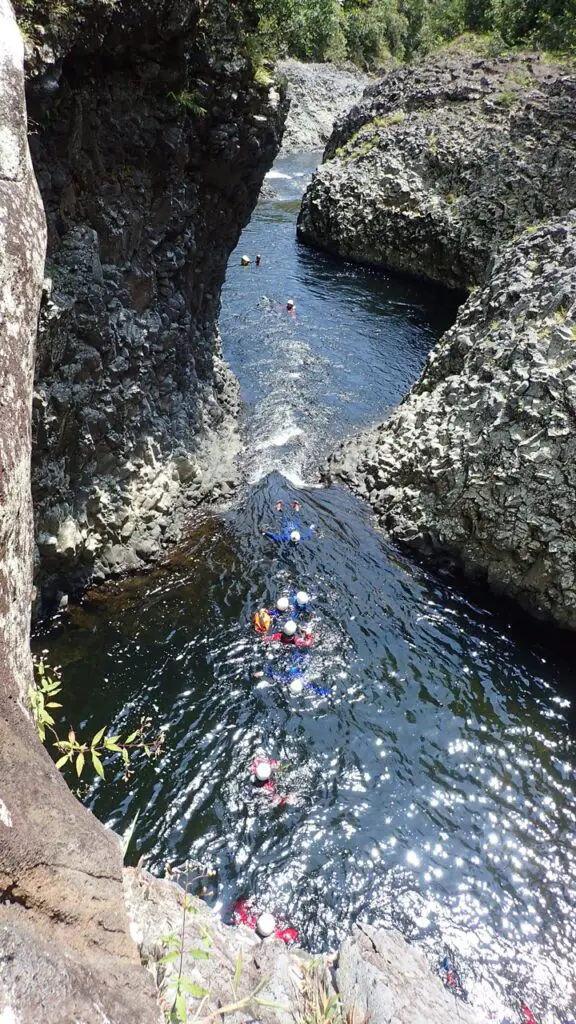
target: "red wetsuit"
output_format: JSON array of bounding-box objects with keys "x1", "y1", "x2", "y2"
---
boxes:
[
  {"x1": 263, "y1": 632, "x2": 314, "y2": 648},
  {"x1": 251, "y1": 758, "x2": 287, "y2": 806},
  {"x1": 233, "y1": 899, "x2": 299, "y2": 945}
]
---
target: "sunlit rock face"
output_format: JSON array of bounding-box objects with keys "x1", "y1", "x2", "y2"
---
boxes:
[
  {"x1": 0, "y1": 3, "x2": 160, "y2": 1021},
  {"x1": 328, "y1": 216, "x2": 576, "y2": 629},
  {"x1": 300, "y1": 50, "x2": 576, "y2": 629}
]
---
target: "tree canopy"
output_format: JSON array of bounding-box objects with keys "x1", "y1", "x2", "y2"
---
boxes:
[{"x1": 252, "y1": 0, "x2": 576, "y2": 66}]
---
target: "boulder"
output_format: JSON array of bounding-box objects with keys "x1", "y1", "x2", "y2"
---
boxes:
[
  {"x1": 336, "y1": 923, "x2": 479, "y2": 1024},
  {"x1": 298, "y1": 52, "x2": 576, "y2": 289},
  {"x1": 329, "y1": 215, "x2": 576, "y2": 629}
]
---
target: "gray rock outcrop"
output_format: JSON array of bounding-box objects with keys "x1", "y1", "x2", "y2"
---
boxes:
[
  {"x1": 125, "y1": 869, "x2": 479, "y2": 1024},
  {"x1": 15, "y1": 0, "x2": 287, "y2": 596},
  {"x1": 297, "y1": 50, "x2": 576, "y2": 629},
  {"x1": 298, "y1": 52, "x2": 576, "y2": 289},
  {"x1": 337, "y1": 923, "x2": 478, "y2": 1023},
  {"x1": 277, "y1": 59, "x2": 370, "y2": 153},
  {"x1": 1, "y1": 5, "x2": 160, "y2": 1020},
  {"x1": 329, "y1": 216, "x2": 576, "y2": 629}
]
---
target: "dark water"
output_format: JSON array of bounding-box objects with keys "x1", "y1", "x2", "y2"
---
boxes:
[{"x1": 35, "y1": 154, "x2": 576, "y2": 1022}]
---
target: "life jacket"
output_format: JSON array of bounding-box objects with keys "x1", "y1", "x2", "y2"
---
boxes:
[{"x1": 253, "y1": 608, "x2": 272, "y2": 634}]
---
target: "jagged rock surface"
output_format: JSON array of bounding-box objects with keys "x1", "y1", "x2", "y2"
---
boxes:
[
  {"x1": 298, "y1": 52, "x2": 576, "y2": 288},
  {"x1": 277, "y1": 59, "x2": 370, "y2": 153},
  {"x1": 328, "y1": 216, "x2": 576, "y2": 629},
  {"x1": 126, "y1": 869, "x2": 479, "y2": 1024},
  {"x1": 0, "y1": 5, "x2": 159, "y2": 1021},
  {"x1": 337, "y1": 923, "x2": 478, "y2": 1024},
  {"x1": 125, "y1": 868, "x2": 307, "y2": 1024},
  {"x1": 15, "y1": 0, "x2": 287, "y2": 597}
]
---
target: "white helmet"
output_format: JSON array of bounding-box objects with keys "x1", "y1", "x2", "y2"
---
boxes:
[
  {"x1": 289, "y1": 677, "x2": 304, "y2": 694},
  {"x1": 256, "y1": 912, "x2": 276, "y2": 938},
  {"x1": 295, "y1": 591, "x2": 309, "y2": 608},
  {"x1": 283, "y1": 619, "x2": 297, "y2": 637},
  {"x1": 290, "y1": 530, "x2": 301, "y2": 543},
  {"x1": 276, "y1": 596, "x2": 290, "y2": 612},
  {"x1": 255, "y1": 761, "x2": 272, "y2": 782}
]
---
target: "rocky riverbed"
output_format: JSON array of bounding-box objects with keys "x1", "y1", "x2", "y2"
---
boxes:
[{"x1": 299, "y1": 49, "x2": 576, "y2": 630}]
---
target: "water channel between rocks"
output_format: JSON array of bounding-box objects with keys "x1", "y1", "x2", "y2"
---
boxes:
[{"x1": 35, "y1": 153, "x2": 576, "y2": 1022}]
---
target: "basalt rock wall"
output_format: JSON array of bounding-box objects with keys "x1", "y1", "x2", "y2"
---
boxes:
[
  {"x1": 298, "y1": 50, "x2": 576, "y2": 630},
  {"x1": 297, "y1": 52, "x2": 576, "y2": 289},
  {"x1": 17, "y1": 0, "x2": 287, "y2": 599},
  {"x1": 0, "y1": 3, "x2": 160, "y2": 1019}
]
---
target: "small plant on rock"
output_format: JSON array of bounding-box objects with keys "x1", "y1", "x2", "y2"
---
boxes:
[{"x1": 30, "y1": 655, "x2": 163, "y2": 782}]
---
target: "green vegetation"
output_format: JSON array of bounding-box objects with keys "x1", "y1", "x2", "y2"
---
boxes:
[
  {"x1": 167, "y1": 90, "x2": 207, "y2": 117},
  {"x1": 252, "y1": 0, "x2": 575, "y2": 68},
  {"x1": 31, "y1": 655, "x2": 163, "y2": 784}
]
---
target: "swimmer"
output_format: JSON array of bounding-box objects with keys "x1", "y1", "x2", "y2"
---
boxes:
[
  {"x1": 233, "y1": 899, "x2": 298, "y2": 944},
  {"x1": 251, "y1": 756, "x2": 289, "y2": 806},
  {"x1": 252, "y1": 596, "x2": 292, "y2": 633},
  {"x1": 240, "y1": 254, "x2": 252, "y2": 266},
  {"x1": 263, "y1": 502, "x2": 315, "y2": 544},
  {"x1": 263, "y1": 619, "x2": 314, "y2": 648}
]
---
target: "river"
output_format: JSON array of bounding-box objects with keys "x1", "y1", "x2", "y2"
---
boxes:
[{"x1": 35, "y1": 153, "x2": 576, "y2": 1022}]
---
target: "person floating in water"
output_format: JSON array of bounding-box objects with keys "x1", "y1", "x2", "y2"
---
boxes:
[
  {"x1": 251, "y1": 756, "x2": 289, "y2": 806},
  {"x1": 264, "y1": 662, "x2": 330, "y2": 697},
  {"x1": 256, "y1": 254, "x2": 262, "y2": 266},
  {"x1": 252, "y1": 596, "x2": 294, "y2": 634},
  {"x1": 232, "y1": 899, "x2": 298, "y2": 944},
  {"x1": 263, "y1": 619, "x2": 314, "y2": 647},
  {"x1": 263, "y1": 501, "x2": 315, "y2": 544},
  {"x1": 240, "y1": 254, "x2": 252, "y2": 266},
  {"x1": 290, "y1": 589, "x2": 313, "y2": 617},
  {"x1": 258, "y1": 296, "x2": 296, "y2": 316}
]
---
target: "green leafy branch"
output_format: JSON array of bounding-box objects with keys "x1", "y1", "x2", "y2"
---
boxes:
[
  {"x1": 30, "y1": 656, "x2": 164, "y2": 782},
  {"x1": 167, "y1": 90, "x2": 207, "y2": 117}
]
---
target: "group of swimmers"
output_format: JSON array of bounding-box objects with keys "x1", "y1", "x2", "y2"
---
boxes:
[
  {"x1": 240, "y1": 252, "x2": 296, "y2": 315},
  {"x1": 231, "y1": 498, "x2": 322, "y2": 943}
]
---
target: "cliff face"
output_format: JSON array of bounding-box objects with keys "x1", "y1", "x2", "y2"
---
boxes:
[
  {"x1": 0, "y1": 4, "x2": 160, "y2": 1020},
  {"x1": 298, "y1": 52, "x2": 576, "y2": 289},
  {"x1": 17, "y1": 0, "x2": 287, "y2": 596},
  {"x1": 329, "y1": 217, "x2": 576, "y2": 629},
  {"x1": 1, "y1": 2, "x2": 287, "y2": 1019},
  {"x1": 276, "y1": 59, "x2": 370, "y2": 153}
]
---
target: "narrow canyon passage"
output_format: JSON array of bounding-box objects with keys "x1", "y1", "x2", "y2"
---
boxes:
[{"x1": 36, "y1": 154, "x2": 576, "y2": 1022}]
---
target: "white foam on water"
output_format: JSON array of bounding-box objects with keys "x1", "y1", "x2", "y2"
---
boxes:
[
  {"x1": 254, "y1": 425, "x2": 303, "y2": 451},
  {"x1": 265, "y1": 169, "x2": 292, "y2": 180}
]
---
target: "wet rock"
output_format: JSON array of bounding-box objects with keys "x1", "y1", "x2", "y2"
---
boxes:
[
  {"x1": 278, "y1": 59, "x2": 370, "y2": 153},
  {"x1": 329, "y1": 215, "x2": 576, "y2": 630}
]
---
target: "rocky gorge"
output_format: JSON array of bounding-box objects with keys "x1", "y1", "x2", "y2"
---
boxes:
[
  {"x1": 0, "y1": 3, "x2": 485, "y2": 1019},
  {"x1": 298, "y1": 49, "x2": 576, "y2": 630}
]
